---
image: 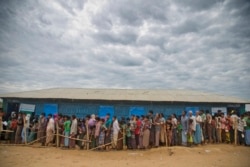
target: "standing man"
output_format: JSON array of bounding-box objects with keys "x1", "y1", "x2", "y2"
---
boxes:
[
  {"x1": 112, "y1": 116, "x2": 120, "y2": 149},
  {"x1": 245, "y1": 113, "x2": 250, "y2": 146},
  {"x1": 63, "y1": 116, "x2": 71, "y2": 149},
  {"x1": 206, "y1": 110, "x2": 212, "y2": 143},
  {"x1": 135, "y1": 116, "x2": 141, "y2": 149},
  {"x1": 37, "y1": 112, "x2": 47, "y2": 146},
  {"x1": 69, "y1": 115, "x2": 77, "y2": 149},
  {"x1": 56, "y1": 114, "x2": 64, "y2": 147},
  {"x1": 237, "y1": 114, "x2": 246, "y2": 145},
  {"x1": 181, "y1": 111, "x2": 188, "y2": 146},
  {"x1": 21, "y1": 113, "x2": 30, "y2": 144},
  {"x1": 200, "y1": 110, "x2": 206, "y2": 143},
  {"x1": 46, "y1": 114, "x2": 55, "y2": 146},
  {"x1": 104, "y1": 113, "x2": 112, "y2": 150},
  {"x1": 148, "y1": 110, "x2": 155, "y2": 147},
  {"x1": 230, "y1": 110, "x2": 238, "y2": 144},
  {"x1": 0, "y1": 110, "x2": 3, "y2": 137}
]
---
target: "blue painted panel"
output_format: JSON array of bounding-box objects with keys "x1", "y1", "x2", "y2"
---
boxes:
[
  {"x1": 44, "y1": 104, "x2": 58, "y2": 116},
  {"x1": 115, "y1": 105, "x2": 130, "y2": 118},
  {"x1": 129, "y1": 107, "x2": 145, "y2": 117},
  {"x1": 185, "y1": 107, "x2": 199, "y2": 115},
  {"x1": 99, "y1": 106, "x2": 114, "y2": 119},
  {"x1": 58, "y1": 103, "x2": 99, "y2": 118},
  {"x1": 4, "y1": 98, "x2": 239, "y2": 120}
]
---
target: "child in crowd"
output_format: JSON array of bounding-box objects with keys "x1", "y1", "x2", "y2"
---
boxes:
[
  {"x1": 126, "y1": 123, "x2": 132, "y2": 149},
  {"x1": 187, "y1": 119, "x2": 193, "y2": 147},
  {"x1": 177, "y1": 120, "x2": 182, "y2": 145},
  {"x1": 166, "y1": 118, "x2": 172, "y2": 147},
  {"x1": 225, "y1": 119, "x2": 231, "y2": 143},
  {"x1": 211, "y1": 116, "x2": 216, "y2": 143}
]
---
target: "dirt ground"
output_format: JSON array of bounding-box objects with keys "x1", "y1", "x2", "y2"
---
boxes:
[{"x1": 0, "y1": 144, "x2": 249, "y2": 167}]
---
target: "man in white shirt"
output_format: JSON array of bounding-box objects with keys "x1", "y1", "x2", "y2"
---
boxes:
[
  {"x1": 21, "y1": 113, "x2": 30, "y2": 144},
  {"x1": 70, "y1": 115, "x2": 77, "y2": 149},
  {"x1": 230, "y1": 110, "x2": 239, "y2": 144},
  {"x1": 46, "y1": 114, "x2": 55, "y2": 146},
  {"x1": 112, "y1": 116, "x2": 120, "y2": 149}
]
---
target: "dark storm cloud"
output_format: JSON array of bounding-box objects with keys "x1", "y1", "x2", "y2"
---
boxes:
[
  {"x1": 175, "y1": 0, "x2": 225, "y2": 11},
  {"x1": 0, "y1": 0, "x2": 249, "y2": 99}
]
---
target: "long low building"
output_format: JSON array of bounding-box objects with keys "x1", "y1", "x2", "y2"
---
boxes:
[{"x1": 0, "y1": 88, "x2": 249, "y2": 119}]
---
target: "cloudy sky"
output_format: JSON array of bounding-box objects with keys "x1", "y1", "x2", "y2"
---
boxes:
[{"x1": 0, "y1": 0, "x2": 249, "y2": 100}]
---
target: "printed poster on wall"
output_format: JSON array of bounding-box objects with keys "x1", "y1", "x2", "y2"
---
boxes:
[{"x1": 19, "y1": 103, "x2": 36, "y2": 113}]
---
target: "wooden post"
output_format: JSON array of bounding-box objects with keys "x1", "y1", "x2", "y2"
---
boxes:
[
  {"x1": 56, "y1": 121, "x2": 59, "y2": 148},
  {"x1": 23, "y1": 115, "x2": 27, "y2": 145},
  {"x1": 234, "y1": 117, "x2": 238, "y2": 145},
  {"x1": 86, "y1": 120, "x2": 89, "y2": 150},
  {"x1": 123, "y1": 125, "x2": 126, "y2": 150}
]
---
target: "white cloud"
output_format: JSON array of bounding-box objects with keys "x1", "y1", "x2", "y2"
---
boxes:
[{"x1": 0, "y1": 0, "x2": 249, "y2": 100}]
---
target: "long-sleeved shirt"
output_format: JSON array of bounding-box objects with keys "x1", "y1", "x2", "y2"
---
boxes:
[
  {"x1": 238, "y1": 118, "x2": 246, "y2": 132},
  {"x1": 95, "y1": 122, "x2": 101, "y2": 137},
  {"x1": 181, "y1": 115, "x2": 188, "y2": 131},
  {"x1": 189, "y1": 115, "x2": 196, "y2": 131},
  {"x1": 70, "y1": 119, "x2": 78, "y2": 135},
  {"x1": 113, "y1": 119, "x2": 120, "y2": 135},
  {"x1": 46, "y1": 118, "x2": 55, "y2": 132},
  {"x1": 221, "y1": 117, "x2": 226, "y2": 130}
]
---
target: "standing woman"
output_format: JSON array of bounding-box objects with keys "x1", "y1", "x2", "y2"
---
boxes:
[
  {"x1": 130, "y1": 116, "x2": 137, "y2": 149},
  {"x1": 159, "y1": 113, "x2": 166, "y2": 146},
  {"x1": 171, "y1": 114, "x2": 178, "y2": 146},
  {"x1": 37, "y1": 112, "x2": 47, "y2": 146},
  {"x1": 195, "y1": 111, "x2": 202, "y2": 145},
  {"x1": 220, "y1": 113, "x2": 226, "y2": 143},
  {"x1": 142, "y1": 116, "x2": 150, "y2": 149},
  {"x1": 181, "y1": 111, "x2": 188, "y2": 146},
  {"x1": 154, "y1": 113, "x2": 161, "y2": 147},
  {"x1": 15, "y1": 113, "x2": 23, "y2": 144},
  {"x1": 166, "y1": 117, "x2": 173, "y2": 146}
]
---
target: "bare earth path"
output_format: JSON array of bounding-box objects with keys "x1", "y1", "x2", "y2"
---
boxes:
[{"x1": 0, "y1": 144, "x2": 249, "y2": 167}]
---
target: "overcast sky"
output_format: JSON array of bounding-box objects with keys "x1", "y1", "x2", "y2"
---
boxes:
[{"x1": 0, "y1": 0, "x2": 249, "y2": 100}]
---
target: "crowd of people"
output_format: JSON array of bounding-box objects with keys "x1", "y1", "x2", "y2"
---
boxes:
[{"x1": 1, "y1": 109, "x2": 250, "y2": 151}]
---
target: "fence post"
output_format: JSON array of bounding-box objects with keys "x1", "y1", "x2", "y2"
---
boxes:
[
  {"x1": 56, "y1": 121, "x2": 59, "y2": 147},
  {"x1": 86, "y1": 120, "x2": 89, "y2": 150}
]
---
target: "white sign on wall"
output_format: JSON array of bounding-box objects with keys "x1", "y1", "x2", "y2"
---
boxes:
[
  {"x1": 19, "y1": 103, "x2": 36, "y2": 113},
  {"x1": 246, "y1": 104, "x2": 250, "y2": 112}
]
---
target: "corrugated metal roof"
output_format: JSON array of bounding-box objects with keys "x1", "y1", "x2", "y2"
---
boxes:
[{"x1": 0, "y1": 88, "x2": 248, "y2": 103}]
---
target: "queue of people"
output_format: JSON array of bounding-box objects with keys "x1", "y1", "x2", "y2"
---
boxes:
[{"x1": 1, "y1": 110, "x2": 250, "y2": 150}]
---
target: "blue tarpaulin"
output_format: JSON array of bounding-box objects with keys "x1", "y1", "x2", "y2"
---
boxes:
[{"x1": 44, "y1": 104, "x2": 58, "y2": 116}]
